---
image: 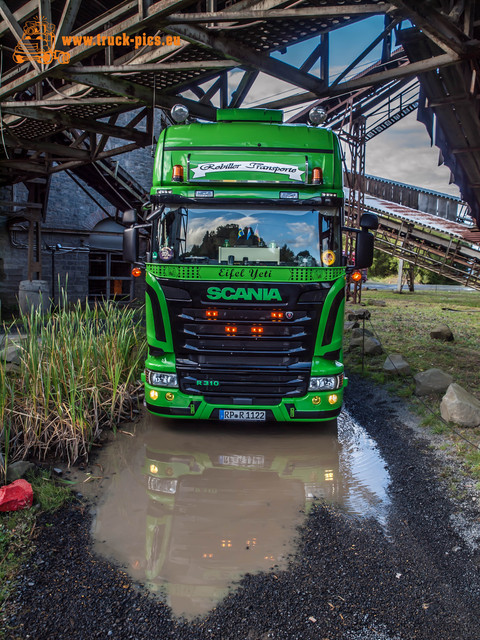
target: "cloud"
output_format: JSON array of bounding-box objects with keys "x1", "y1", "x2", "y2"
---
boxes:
[
  {"x1": 365, "y1": 113, "x2": 460, "y2": 197},
  {"x1": 186, "y1": 213, "x2": 259, "y2": 249},
  {"x1": 284, "y1": 222, "x2": 316, "y2": 249}
]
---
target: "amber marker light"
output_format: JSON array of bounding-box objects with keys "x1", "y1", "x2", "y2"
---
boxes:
[
  {"x1": 206, "y1": 310, "x2": 218, "y2": 318},
  {"x1": 271, "y1": 311, "x2": 284, "y2": 320},
  {"x1": 225, "y1": 326, "x2": 237, "y2": 334},
  {"x1": 132, "y1": 267, "x2": 142, "y2": 277},
  {"x1": 328, "y1": 394, "x2": 338, "y2": 405},
  {"x1": 172, "y1": 165, "x2": 184, "y2": 182},
  {"x1": 312, "y1": 167, "x2": 323, "y2": 184},
  {"x1": 351, "y1": 270, "x2": 362, "y2": 282},
  {"x1": 149, "y1": 389, "x2": 159, "y2": 400},
  {"x1": 251, "y1": 326, "x2": 264, "y2": 334}
]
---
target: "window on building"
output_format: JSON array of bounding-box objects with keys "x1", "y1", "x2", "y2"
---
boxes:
[{"x1": 88, "y1": 218, "x2": 133, "y2": 302}]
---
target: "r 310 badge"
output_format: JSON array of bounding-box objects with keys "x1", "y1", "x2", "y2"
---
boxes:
[{"x1": 196, "y1": 380, "x2": 220, "y2": 386}]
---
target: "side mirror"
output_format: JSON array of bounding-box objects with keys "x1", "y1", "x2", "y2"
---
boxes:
[
  {"x1": 355, "y1": 230, "x2": 374, "y2": 269},
  {"x1": 123, "y1": 209, "x2": 137, "y2": 226},
  {"x1": 359, "y1": 212, "x2": 379, "y2": 231},
  {"x1": 123, "y1": 227, "x2": 139, "y2": 263}
]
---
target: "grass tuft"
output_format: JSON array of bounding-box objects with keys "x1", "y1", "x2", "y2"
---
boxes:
[{"x1": 0, "y1": 293, "x2": 146, "y2": 477}]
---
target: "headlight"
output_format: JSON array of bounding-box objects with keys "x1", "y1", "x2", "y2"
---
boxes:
[
  {"x1": 308, "y1": 374, "x2": 343, "y2": 391},
  {"x1": 147, "y1": 477, "x2": 178, "y2": 493},
  {"x1": 147, "y1": 370, "x2": 178, "y2": 387}
]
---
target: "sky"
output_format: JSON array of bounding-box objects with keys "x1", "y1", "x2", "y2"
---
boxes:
[{"x1": 190, "y1": 15, "x2": 460, "y2": 199}]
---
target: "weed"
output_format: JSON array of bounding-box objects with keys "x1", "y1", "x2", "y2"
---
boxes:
[
  {"x1": 28, "y1": 470, "x2": 73, "y2": 512},
  {"x1": 1, "y1": 294, "x2": 146, "y2": 470}
]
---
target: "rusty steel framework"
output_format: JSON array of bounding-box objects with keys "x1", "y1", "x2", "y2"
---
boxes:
[{"x1": 1, "y1": 0, "x2": 480, "y2": 281}]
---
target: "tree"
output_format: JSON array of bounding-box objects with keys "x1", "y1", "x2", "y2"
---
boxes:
[{"x1": 369, "y1": 250, "x2": 398, "y2": 278}]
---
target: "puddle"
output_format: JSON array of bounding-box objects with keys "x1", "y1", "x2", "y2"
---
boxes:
[{"x1": 88, "y1": 411, "x2": 390, "y2": 618}]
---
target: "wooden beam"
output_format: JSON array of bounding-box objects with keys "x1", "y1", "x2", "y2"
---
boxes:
[
  {"x1": 330, "y1": 17, "x2": 400, "y2": 88},
  {"x1": 165, "y1": 23, "x2": 327, "y2": 95},
  {"x1": 229, "y1": 70, "x2": 258, "y2": 108},
  {"x1": 60, "y1": 69, "x2": 217, "y2": 119},
  {"x1": 0, "y1": 0, "x2": 37, "y2": 38},
  {"x1": 0, "y1": 159, "x2": 48, "y2": 173},
  {"x1": 0, "y1": 0, "x2": 41, "y2": 73},
  {"x1": 1, "y1": 105, "x2": 151, "y2": 144},
  {"x1": 1, "y1": 134, "x2": 91, "y2": 159},
  {"x1": 48, "y1": 142, "x2": 141, "y2": 174},
  {"x1": 62, "y1": 60, "x2": 237, "y2": 73},
  {"x1": 165, "y1": 4, "x2": 392, "y2": 22},
  {"x1": 53, "y1": 0, "x2": 83, "y2": 51},
  {"x1": 389, "y1": 0, "x2": 474, "y2": 58},
  {"x1": 1, "y1": 97, "x2": 138, "y2": 107},
  {"x1": 0, "y1": 0, "x2": 194, "y2": 100},
  {"x1": 258, "y1": 53, "x2": 460, "y2": 108}
]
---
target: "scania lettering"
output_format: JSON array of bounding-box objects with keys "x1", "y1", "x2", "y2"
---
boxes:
[
  {"x1": 206, "y1": 287, "x2": 282, "y2": 301},
  {"x1": 123, "y1": 106, "x2": 378, "y2": 422}
]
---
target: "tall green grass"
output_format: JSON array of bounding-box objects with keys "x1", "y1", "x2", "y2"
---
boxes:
[{"x1": 0, "y1": 294, "x2": 146, "y2": 479}]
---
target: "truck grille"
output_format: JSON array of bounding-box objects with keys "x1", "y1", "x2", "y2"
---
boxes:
[
  {"x1": 179, "y1": 369, "x2": 308, "y2": 403},
  {"x1": 155, "y1": 279, "x2": 331, "y2": 401}
]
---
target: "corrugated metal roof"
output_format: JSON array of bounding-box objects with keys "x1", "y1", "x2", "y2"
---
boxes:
[
  {"x1": 365, "y1": 174, "x2": 463, "y2": 202},
  {"x1": 362, "y1": 192, "x2": 475, "y2": 241}
]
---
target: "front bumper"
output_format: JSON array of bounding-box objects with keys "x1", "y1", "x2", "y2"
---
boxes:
[{"x1": 144, "y1": 381, "x2": 346, "y2": 422}]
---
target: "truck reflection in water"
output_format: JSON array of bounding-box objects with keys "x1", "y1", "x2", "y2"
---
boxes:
[{"x1": 92, "y1": 412, "x2": 390, "y2": 618}]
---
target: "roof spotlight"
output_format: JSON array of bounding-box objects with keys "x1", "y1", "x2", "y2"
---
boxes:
[
  {"x1": 171, "y1": 104, "x2": 189, "y2": 123},
  {"x1": 309, "y1": 106, "x2": 327, "y2": 125}
]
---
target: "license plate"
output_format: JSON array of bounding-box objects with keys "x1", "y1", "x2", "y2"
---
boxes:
[
  {"x1": 219, "y1": 409, "x2": 266, "y2": 421},
  {"x1": 219, "y1": 455, "x2": 265, "y2": 467}
]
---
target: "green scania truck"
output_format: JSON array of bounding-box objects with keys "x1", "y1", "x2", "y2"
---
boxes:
[{"x1": 123, "y1": 106, "x2": 377, "y2": 422}]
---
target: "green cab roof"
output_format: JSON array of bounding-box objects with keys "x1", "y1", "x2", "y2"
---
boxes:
[{"x1": 216, "y1": 108, "x2": 283, "y2": 123}]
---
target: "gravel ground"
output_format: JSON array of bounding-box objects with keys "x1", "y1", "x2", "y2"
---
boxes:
[{"x1": 4, "y1": 375, "x2": 480, "y2": 640}]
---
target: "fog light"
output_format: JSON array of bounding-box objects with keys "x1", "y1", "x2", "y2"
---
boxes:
[
  {"x1": 312, "y1": 396, "x2": 321, "y2": 405},
  {"x1": 150, "y1": 464, "x2": 159, "y2": 474},
  {"x1": 328, "y1": 394, "x2": 338, "y2": 405},
  {"x1": 149, "y1": 389, "x2": 159, "y2": 400},
  {"x1": 165, "y1": 392, "x2": 175, "y2": 401}
]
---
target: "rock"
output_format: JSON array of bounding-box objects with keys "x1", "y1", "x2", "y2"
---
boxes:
[
  {"x1": 343, "y1": 321, "x2": 359, "y2": 331},
  {"x1": 440, "y1": 383, "x2": 480, "y2": 427},
  {"x1": 430, "y1": 324, "x2": 454, "y2": 341},
  {"x1": 351, "y1": 328, "x2": 374, "y2": 340},
  {"x1": 383, "y1": 354, "x2": 411, "y2": 376},
  {"x1": 6, "y1": 461, "x2": 36, "y2": 482},
  {"x1": 0, "y1": 343, "x2": 23, "y2": 364},
  {"x1": 366, "y1": 299, "x2": 387, "y2": 307},
  {"x1": 414, "y1": 368, "x2": 453, "y2": 396},
  {"x1": 347, "y1": 308, "x2": 371, "y2": 321},
  {"x1": 364, "y1": 336, "x2": 383, "y2": 355},
  {"x1": 350, "y1": 329, "x2": 376, "y2": 350}
]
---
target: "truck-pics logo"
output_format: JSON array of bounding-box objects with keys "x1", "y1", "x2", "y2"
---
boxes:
[
  {"x1": 206, "y1": 287, "x2": 282, "y2": 301},
  {"x1": 13, "y1": 16, "x2": 70, "y2": 64}
]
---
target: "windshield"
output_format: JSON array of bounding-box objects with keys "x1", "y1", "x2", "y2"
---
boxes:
[{"x1": 153, "y1": 206, "x2": 341, "y2": 267}]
